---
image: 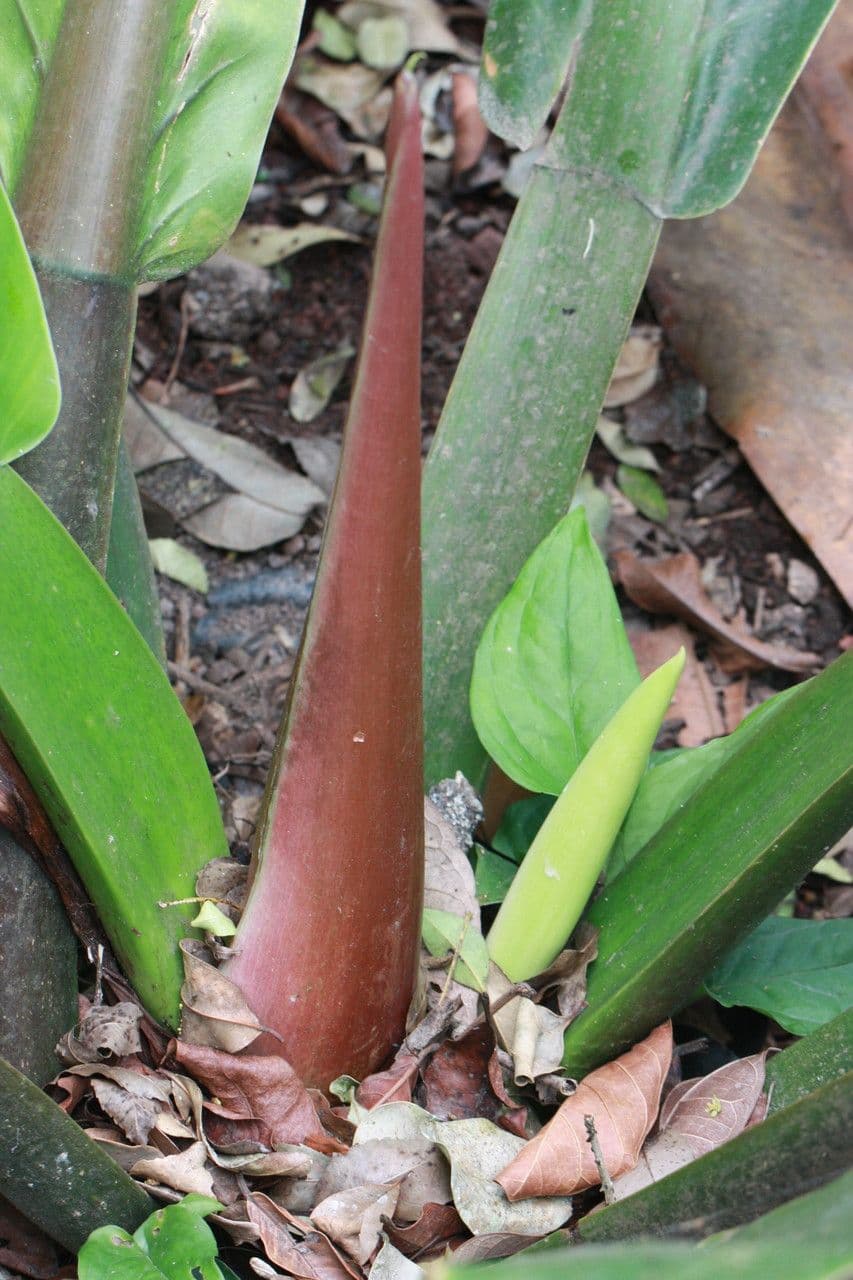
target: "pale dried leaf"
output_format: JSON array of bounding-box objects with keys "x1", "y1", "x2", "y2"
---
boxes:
[
  {"x1": 132, "y1": 1140, "x2": 216, "y2": 1197},
  {"x1": 124, "y1": 394, "x2": 186, "y2": 471},
  {"x1": 423, "y1": 798, "x2": 480, "y2": 925},
  {"x1": 291, "y1": 437, "x2": 343, "y2": 496},
  {"x1": 616, "y1": 550, "x2": 819, "y2": 674},
  {"x1": 211, "y1": 1146, "x2": 315, "y2": 1179},
  {"x1": 196, "y1": 857, "x2": 249, "y2": 914},
  {"x1": 487, "y1": 966, "x2": 571, "y2": 1085},
  {"x1": 338, "y1": 0, "x2": 463, "y2": 55},
  {"x1": 316, "y1": 1138, "x2": 451, "y2": 1223},
  {"x1": 312, "y1": 1183, "x2": 400, "y2": 1265},
  {"x1": 91, "y1": 1077, "x2": 164, "y2": 1145},
  {"x1": 630, "y1": 625, "x2": 725, "y2": 747},
  {"x1": 604, "y1": 327, "x2": 661, "y2": 408},
  {"x1": 369, "y1": 1239, "x2": 424, "y2": 1279},
  {"x1": 228, "y1": 223, "x2": 362, "y2": 267},
  {"x1": 293, "y1": 57, "x2": 387, "y2": 137},
  {"x1": 88, "y1": 1132, "x2": 161, "y2": 1172},
  {"x1": 290, "y1": 346, "x2": 355, "y2": 424},
  {"x1": 497, "y1": 1022, "x2": 673, "y2": 1199},
  {"x1": 184, "y1": 494, "x2": 308, "y2": 552},
  {"x1": 354, "y1": 1103, "x2": 571, "y2": 1236},
  {"x1": 530, "y1": 925, "x2": 599, "y2": 1023},
  {"x1": 179, "y1": 938, "x2": 264, "y2": 1052},
  {"x1": 145, "y1": 402, "x2": 326, "y2": 515},
  {"x1": 596, "y1": 416, "x2": 660, "y2": 472},
  {"x1": 58, "y1": 1001, "x2": 143, "y2": 1064},
  {"x1": 448, "y1": 1232, "x2": 549, "y2": 1263}
]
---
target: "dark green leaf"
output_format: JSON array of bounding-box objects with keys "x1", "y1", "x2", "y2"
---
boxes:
[
  {"x1": 479, "y1": 0, "x2": 591, "y2": 149},
  {"x1": 561, "y1": 652, "x2": 853, "y2": 1079},
  {"x1": 616, "y1": 464, "x2": 668, "y2": 523},
  {"x1": 546, "y1": 0, "x2": 837, "y2": 217},
  {"x1": 765, "y1": 1009, "x2": 853, "y2": 1115},
  {"x1": 0, "y1": 180, "x2": 60, "y2": 463},
  {"x1": 493, "y1": 795, "x2": 555, "y2": 860},
  {"x1": 470, "y1": 509, "x2": 640, "y2": 794},
  {"x1": 422, "y1": 908, "x2": 489, "y2": 992},
  {"x1": 706, "y1": 917, "x2": 853, "y2": 1035},
  {"x1": 473, "y1": 845, "x2": 518, "y2": 906},
  {"x1": 79, "y1": 1199, "x2": 224, "y2": 1280},
  {"x1": 0, "y1": 467, "x2": 229, "y2": 1027}
]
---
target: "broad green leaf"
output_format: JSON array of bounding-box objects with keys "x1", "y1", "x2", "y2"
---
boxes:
[
  {"x1": 616, "y1": 464, "x2": 668, "y2": 523},
  {"x1": 706, "y1": 917, "x2": 853, "y2": 1035},
  {"x1": 422, "y1": 908, "x2": 490, "y2": 992},
  {"x1": 473, "y1": 845, "x2": 518, "y2": 906},
  {"x1": 0, "y1": 0, "x2": 304, "y2": 280},
  {"x1": 493, "y1": 794, "x2": 554, "y2": 860},
  {"x1": 561, "y1": 652, "x2": 853, "y2": 1079},
  {"x1": 765, "y1": 1009, "x2": 853, "y2": 1115},
  {"x1": 608, "y1": 685, "x2": 799, "y2": 878},
  {"x1": 79, "y1": 1199, "x2": 225, "y2": 1280},
  {"x1": 577, "y1": 1067, "x2": 853, "y2": 1246},
  {"x1": 544, "y1": 0, "x2": 838, "y2": 217},
  {"x1": 0, "y1": 467, "x2": 229, "y2": 1027},
  {"x1": 0, "y1": 1055, "x2": 150, "y2": 1254},
  {"x1": 0, "y1": 180, "x2": 60, "y2": 463},
  {"x1": 470, "y1": 508, "x2": 640, "y2": 794},
  {"x1": 478, "y1": 0, "x2": 591, "y2": 150}
]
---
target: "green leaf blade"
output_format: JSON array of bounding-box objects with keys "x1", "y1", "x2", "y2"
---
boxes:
[
  {"x1": 706, "y1": 917, "x2": 853, "y2": 1035},
  {"x1": 470, "y1": 508, "x2": 640, "y2": 795},
  {"x1": 135, "y1": 0, "x2": 304, "y2": 279},
  {"x1": 0, "y1": 180, "x2": 60, "y2": 463},
  {"x1": 561, "y1": 652, "x2": 853, "y2": 1078},
  {"x1": 0, "y1": 467, "x2": 229, "y2": 1026},
  {"x1": 0, "y1": 0, "x2": 64, "y2": 191}
]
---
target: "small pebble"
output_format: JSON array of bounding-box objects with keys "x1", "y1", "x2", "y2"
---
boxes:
[{"x1": 787, "y1": 558, "x2": 820, "y2": 605}]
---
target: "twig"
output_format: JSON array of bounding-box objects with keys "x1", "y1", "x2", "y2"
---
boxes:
[
  {"x1": 437, "y1": 911, "x2": 472, "y2": 1007},
  {"x1": 673, "y1": 1036, "x2": 709, "y2": 1058},
  {"x1": 161, "y1": 289, "x2": 193, "y2": 398},
  {"x1": 584, "y1": 1114, "x2": 616, "y2": 1205},
  {"x1": 167, "y1": 661, "x2": 247, "y2": 707}
]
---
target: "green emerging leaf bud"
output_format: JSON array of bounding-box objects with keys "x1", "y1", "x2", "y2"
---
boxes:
[{"x1": 487, "y1": 648, "x2": 685, "y2": 981}]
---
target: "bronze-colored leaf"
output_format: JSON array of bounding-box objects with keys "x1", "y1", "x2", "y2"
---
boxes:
[
  {"x1": 648, "y1": 8, "x2": 853, "y2": 607},
  {"x1": 356, "y1": 1051, "x2": 420, "y2": 1109},
  {"x1": 173, "y1": 1041, "x2": 344, "y2": 1154},
  {"x1": 616, "y1": 550, "x2": 818, "y2": 674},
  {"x1": 247, "y1": 1193, "x2": 359, "y2": 1279},
  {"x1": 384, "y1": 1201, "x2": 466, "y2": 1257},
  {"x1": 422, "y1": 1025, "x2": 501, "y2": 1121},
  {"x1": 179, "y1": 939, "x2": 264, "y2": 1053},
  {"x1": 630, "y1": 625, "x2": 746, "y2": 746},
  {"x1": 496, "y1": 1022, "x2": 673, "y2": 1199}
]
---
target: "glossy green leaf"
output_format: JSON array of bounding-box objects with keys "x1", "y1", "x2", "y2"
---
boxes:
[
  {"x1": 542, "y1": 0, "x2": 838, "y2": 217},
  {"x1": 0, "y1": 1054, "x2": 151, "y2": 1253},
  {"x1": 577, "y1": 1067, "x2": 853, "y2": 1245},
  {"x1": 0, "y1": 0, "x2": 304, "y2": 280},
  {"x1": 474, "y1": 845, "x2": 518, "y2": 906},
  {"x1": 478, "y1": 0, "x2": 590, "y2": 150},
  {"x1": 561, "y1": 651, "x2": 853, "y2": 1078},
  {"x1": 607, "y1": 686, "x2": 799, "y2": 878},
  {"x1": 0, "y1": 466, "x2": 229, "y2": 1026},
  {"x1": 470, "y1": 509, "x2": 640, "y2": 794},
  {"x1": 494, "y1": 795, "x2": 554, "y2": 860},
  {"x1": 616, "y1": 464, "x2": 668, "y2": 523},
  {"x1": 79, "y1": 1198, "x2": 225, "y2": 1280},
  {"x1": 422, "y1": 907, "x2": 489, "y2": 992},
  {"x1": 706, "y1": 917, "x2": 853, "y2": 1035},
  {"x1": 0, "y1": 180, "x2": 60, "y2": 463},
  {"x1": 765, "y1": 1008, "x2": 853, "y2": 1115}
]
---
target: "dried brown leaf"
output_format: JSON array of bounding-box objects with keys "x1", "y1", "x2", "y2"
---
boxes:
[
  {"x1": 90, "y1": 1077, "x2": 165, "y2": 1146},
  {"x1": 497, "y1": 1021, "x2": 673, "y2": 1199},
  {"x1": 179, "y1": 939, "x2": 264, "y2": 1052},
  {"x1": 616, "y1": 550, "x2": 819, "y2": 674},
  {"x1": 422, "y1": 1025, "x2": 502, "y2": 1121},
  {"x1": 57, "y1": 1000, "x2": 143, "y2": 1064},
  {"x1": 448, "y1": 1231, "x2": 553, "y2": 1264},
  {"x1": 534, "y1": 925, "x2": 599, "y2": 1023},
  {"x1": 0, "y1": 1199, "x2": 63, "y2": 1279},
  {"x1": 423, "y1": 798, "x2": 480, "y2": 925},
  {"x1": 604, "y1": 327, "x2": 661, "y2": 408},
  {"x1": 630, "y1": 625, "x2": 726, "y2": 747},
  {"x1": 311, "y1": 1182, "x2": 400, "y2": 1264},
  {"x1": 132, "y1": 1140, "x2": 217, "y2": 1197},
  {"x1": 173, "y1": 1040, "x2": 344, "y2": 1154},
  {"x1": 384, "y1": 1202, "x2": 466, "y2": 1257},
  {"x1": 356, "y1": 1051, "x2": 420, "y2": 1109},
  {"x1": 487, "y1": 966, "x2": 572, "y2": 1086},
  {"x1": 316, "y1": 1138, "x2": 451, "y2": 1223},
  {"x1": 452, "y1": 69, "x2": 488, "y2": 175},
  {"x1": 248, "y1": 1193, "x2": 360, "y2": 1279}
]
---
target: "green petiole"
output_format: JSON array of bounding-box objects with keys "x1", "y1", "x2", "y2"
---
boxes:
[{"x1": 487, "y1": 648, "x2": 685, "y2": 981}]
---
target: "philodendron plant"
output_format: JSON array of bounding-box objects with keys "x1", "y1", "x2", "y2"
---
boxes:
[{"x1": 0, "y1": 0, "x2": 850, "y2": 1265}]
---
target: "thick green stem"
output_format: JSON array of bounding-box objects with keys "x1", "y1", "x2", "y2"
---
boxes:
[
  {"x1": 422, "y1": 168, "x2": 660, "y2": 787},
  {"x1": 11, "y1": 0, "x2": 171, "y2": 566}
]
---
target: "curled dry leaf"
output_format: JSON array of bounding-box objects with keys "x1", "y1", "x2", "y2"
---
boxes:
[
  {"x1": 613, "y1": 1050, "x2": 769, "y2": 1199},
  {"x1": 131, "y1": 1139, "x2": 218, "y2": 1198},
  {"x1": 248, "y1": 1193, "x2": 360, "y2": 1280},
  {"x1": 228, "y1": 222, "x2": 362, "y2": 266},
  {"x1": 57, "y1": 1000, "x2": 143, "y2": 1065},
  {"x1": 384, "y1": 1201, "x2": 466, "y2": 1257},
  {"x1": 311, "y1": 1182, "x2": 401, "y2": 1265},
  {"x1": 487, "y1": 965, "x2": 572, "y2": 1086},
  {"x1": 173, "y1": 1040, "x2": 345, "y2": 1154},
  {"x1": 496, "y1": 1021, "x2": 673, "y2": 1199},
  {"x1": 290, "y1": 345, "x2": 355, "y2": 424},
  {"x1": 630, "y1": 624, "x2": 744, "y2": 747},
  {"x1": 290, "y1": 437, "x2": 343, "y2": 498},
  {"x1": 195, "y1": 858, "x2": 249, "y2": 923},
  {"x1": 604, "y1": 326, "x2": 662, "y2": 408},
  {"x1": 616, "y1": 550, "x2": 819, "y2": 674},
  {"x1": 533, "y1": 925, "x2": 600, "y2": 1023},
  {"x1": 179, "y1": 939, "x2": 264, "y2": 1052},
  {"x1": 448, "y1": 1230, "x2": 552, "y2": 1264},
  {"x1": 316, "y1": 1137, "x2": 451, "y2": 1223},
  {"x1": 423, "y1": 798, "x2": 481, "y2": 925},
  {"x1": 90, "y1": 1077, "x2": 165, "y2": 1146}
]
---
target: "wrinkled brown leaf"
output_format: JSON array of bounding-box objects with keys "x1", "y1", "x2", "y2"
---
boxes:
[
  {"x1": 616, "y1": 550, "x2": 818, "y2": 674},
  {"x1": 613, "y1": 1051, "x2": 768, "y2": 1198},
  {"x1": 384, "y1": 1201, "x2": 466, "y2": 1257},
  {"x1": 422, "y1": 1025, "x2": 503, "y2": 1121},
  {"x1": 604, "y1": 326, "x2": 661, "y2": 408},
  {"x1": 57, "y1": 999, "x2": 143, "y2": 1064},
  {"x1": 534, "y1": 926, "x2": 599, "y2": 1023},
  {"x1": 315, "y1": 1138, "x2": 451, "y2": 1223},
  {"x1": 487, "y1": 966, "x2": 572, "y2": 1086},
  {"x1": 276, "y1": 88, "x2": 355, "y2": 175},
  {"x1": 179, "y1": 939, "x2": 264, "y2": 1052},
  {"x1": 497, "y1": 1021, "x2": 673, "y2": 1199},
  {"x1": 173, "y1": 1040, "x2": 344, "y2": 1154},
  {"x1": 311, "y1": 1182, "x2": 400, "y2": 1265},
  {"x1": 90, "y1": 1077, "x2": 164, "y2": 1146},
  {"x1": 356, "y1": 1052, "x2": 420, "y2": 1109},
  {"x1": 132, "y1": 1140, "x2": 217, "y2": 1198},
  {"x1": 196, "y1": 858, "x2": 248, "y2": 917},
  {"x1": 448, "y1": 1230, "x2": 554, "y2": 1264},
  {"x1": 648, "y1": 9, "x2": 853, "y2": 607},
  {"x1": 423, "y1": 798, "x2": 480, "y2": 925},
  {"x1": 248, "y1": 1193, "x2": 360, "y2": 1279}
]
